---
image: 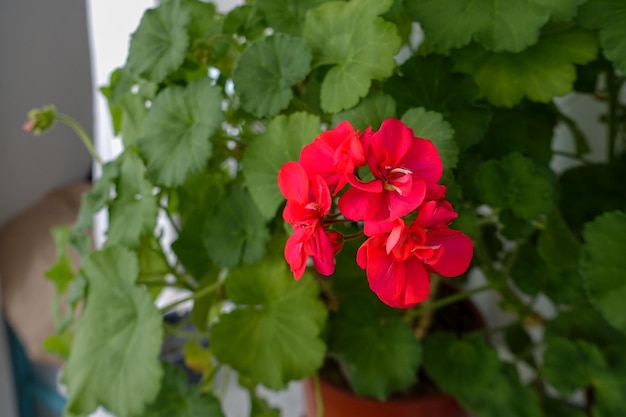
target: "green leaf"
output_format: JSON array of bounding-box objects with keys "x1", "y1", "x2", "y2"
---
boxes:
[
  {"x1": 173, "y1": 171, "x2": 225, "y2": 278},
  {"x1": 71, "y1": 162, "x2": 119, "y2": 237},
  {"x1": 407, "y1": 0, "x2": 584, "y2": 53},
  {"x1": 423, "y1": 332, "x2": 500, "y2": 399},
  {"x1": 45, "y1": 227, "x2": 77, "y2": 293},
  {"x1": 107, "y1": 193, "x2": 158, "y2": 248},
  {"x1": 126, "y1": 1, "x2": 191, "y2": 83},
  {"x1": 474, "y1": 153, "x2": 553, "y2": 220},
  {"x1": 106, "y1": 154, "x2": 158, "y2": 249},
  {"x1": 542, "y1": 398, "x2": 588, "y2": 417},
  {"x1": 580, "y1": 211, "x2": 626, "y2": 333},
  {"x1": 545, "y1": 305, "x2": 626, "y2": 362},
  {"x1": 42, "y1": 329, "x2": 73, "y2": 361},
  {"x1": 505, "y1": 324, "x2": 534, "y2": 364},
  {"x1": 257, "y1": 0, "x2": 327, "y2": 36},
  {"x1": 210, "y1": 257, "x2": 327, "y2": 389},
  {"x1": 173, "y1": 216, "x2": 215, "y2": 279},
  {"x1": 63, "y1": 246, "x2": 163, "y2": 417},
  {"x1": 480, "y1": 102, "x2": 557, "y2": 164},
  {"x1": 203, "y1": 186, "x2": 270, "y2": 267},
  {"x1": 384, "y1": 55, "x2": 491, "y2": 150},
  {"x1": 593, "y1": 360, "x2": 626, "y2": 417},
  {"x1": 242, "y1": 112, "x2": 320, "y2": 219},
  {"x1": 118, "y1": 94, "x2": 148, "y2": 148},
  {"x1": 331, "y1": 92, "x2": 396, "y2": 131},
  {"x1": 401, "y1": 107, "x2": 458, "y2": 169},
  {"x1": 304, "y1": 0, "x2": 401, "y2": 112},
  {"x1": 136, "y1": 236, "x2": 170, "y2": 289},
  {"x1": 143, "y1": 363, "x2": 224, "y2": 417},
  {"x1": 250, "y1": 393, "x2": 281, "y2": 417},
  {"x1": 233, "y1": 34, "x2": 312, "y2": 118},
  {"x1": 453, "y1": 28, "x2": 599, "y2": 107},
  {"x1": 559, "y1": 160, "x2": 626, "y2": 235},
  {"x1": 578, "y1": 0, "x2": 626, "y2": 73},
  {"x1": 543, "y1": 337, "x2": 607, "y2": 396},
  {"x1": 538, "y1": 210, "x2": 582, "y2": 271},
  {"x1": 223, "y1": 5, "x2": 265, "y2": 40},
  {"x1": 472, "y1": 364, "x2": 542, "y2": 417},
  {"x1": 328, "y1": 308, "x2": 421, "y2": 399},
  {"x1": 138, "y1": 77, "x2": 224, "y2": 187}
]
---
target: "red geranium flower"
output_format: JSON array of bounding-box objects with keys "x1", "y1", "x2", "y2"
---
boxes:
[
  {"x1": 278, "y1": 161, "x2": 342, "y2": 279},
  {"x1": 356, "y1": 201, "x2": 473, "y2": 308},
  {"x1": 299, "y1": 121, "x2": 366, "y2": 194},
  {"x1": 339, "y1": 118, "x2": 445, "y2": 224}
]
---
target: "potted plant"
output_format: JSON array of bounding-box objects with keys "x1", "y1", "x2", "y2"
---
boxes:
[{"x1": 24, "y1": 0, "x2": 626, "y2": 416}]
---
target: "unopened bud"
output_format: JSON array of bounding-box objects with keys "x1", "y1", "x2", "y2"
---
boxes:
[{"x1": 23, "y1": 105, "x2": 56, "y2": 135}]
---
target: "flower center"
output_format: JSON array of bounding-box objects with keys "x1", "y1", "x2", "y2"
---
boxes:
[
  {"x1": 387, "y1": 225, "x2": 443, "y2": 264},
  {"x1": 382, "y1": 166, "x2": 413, "y2": 195}
]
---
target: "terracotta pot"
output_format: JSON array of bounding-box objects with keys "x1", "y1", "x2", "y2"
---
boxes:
[{"x1": 302, "y1": 377, "x2": 469, "y2": 417}]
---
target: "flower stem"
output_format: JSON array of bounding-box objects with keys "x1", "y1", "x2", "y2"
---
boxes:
[
  {"x1": 56, "y1": 113, "x2": 103, "y2": 164},
  {"x1": 414, "y1": 275, "x2": 440, "y2": 340},
  {"x1": 159, "y1": 278, "x2": 223, "y2": 314},
  {"x1": 341, "y1": 231, "x2": 364, "y2": 241},
  {"x1": 406, "y1": 283, "x2": 493, "y2": 322},
  {"x1": 313, "y1": 372, "x2": 324, "y2": 417},
  {"x1": 606, "y1": 70, "x2": 623, "y2": 163}
]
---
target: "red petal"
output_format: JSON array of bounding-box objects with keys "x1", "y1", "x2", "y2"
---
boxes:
[
  {"x1": 371, "y1": 119, "x2": 413, "y2": 167},
  {"x1": 338, "y1": 186, "x2": 384, "y2": 221},
  {"x1": 278, "y1": 162, "x2": 309, "y2": 204},
  {"x1": 310, "y1": 226, "x2": 336, "y2": 276},
  {"x1": 284, "y1": 228, "x2": 311, "y2": 280},
  {"x1": 387, "y1": 181, "x2": 426, "y2": 220},
  {"x1": 426, "y1": 229, "x2": 473, "y2": 277},
  {"x1": 402, "y1": 137, "x2": 443, "y2": 184}
]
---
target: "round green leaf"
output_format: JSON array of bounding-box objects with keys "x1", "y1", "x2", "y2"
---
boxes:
[
  {"x1": 257, "y1": 0, "x2": 327, "y2": 35},
  {"x1": 143, "y1": 363, "x2": 225, "y2": 417},
  {"x1": 126, "y1": 1, "x2": 191, "y2": 83},
  {"x1": 138, "y1": 77, "x2": 224, "y2": 187},
  {"x1": 384, "y1": 55, "x2": 491, "y2": 150},
  {"x1": 543, "y1": 337, "x2": 607, "y2": 396},
  {"x1": 329, "y1": 312, "x2": 421, "y2": 400},
  {"x1": 210, "y1": 258, "x2": 327, "y2": 389},
  {"x1": 581, "y1": 211, "x2": 626, "y2": 333},
  {"x1": 203, "y1": 186, "x2": 270, "y2": 267},
  {"x1": 105, "y1": 152, "x2": 158, "y2": 249},
  {"x1": 578, "y1": 0, "x2": 626, "y2": 73},
  {"x1": 331, "y1": 92, "x2": 396, "y2": 131},
  {"x1": 401, "y1": 107, "x2": 458, "y2": 169},
  {"x1": 63, "y1": 246, "x2": 164, "y2": 417},
  {"x1": 242, "y1": 112, "x2": 320, "y2": 219},
  {"x1": 474, "y1": 153, "x2": 553, "y2": 220},
  {"x1": 304, "y1": 0, "x2": 401, "y2": 112},
  {"x1": 407, "y1": 0, "x2": 585, "y2": 53},
  {"x1": 233, "y1": 34, "x2": 312, "y2": 118},
  {"x1": 423, "y1": 332, "x2": 500, "y2": 399},
  {"x1": 453, "y1": 29, "x2": 599, "y2": 107}
]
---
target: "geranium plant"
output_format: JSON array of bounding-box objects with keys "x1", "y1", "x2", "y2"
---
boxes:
[{"x1": 25, "y1": 0, "x2": 626, "y2": 416}]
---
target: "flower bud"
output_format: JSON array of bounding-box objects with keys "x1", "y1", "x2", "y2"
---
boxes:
[{"x1": 23, "y1": 105, "x2": 56, "y2": 135}]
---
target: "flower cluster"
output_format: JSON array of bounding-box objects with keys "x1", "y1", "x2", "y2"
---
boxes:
[{"x1": 278, "y1": 119, "x2": 473, "y2": 308}]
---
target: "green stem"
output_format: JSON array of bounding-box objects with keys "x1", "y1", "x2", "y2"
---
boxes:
[
  {"x1": 550, "y1": 102, "x2": 591, "y2": 156},
  {"x1": 606, "y1": 70, "x2": 622, "y2": 163},
  {"x1": 341, "y1": 231, "x2": 365, "y2": 241},
  {"x1": 159, "y1": 203, "x2": 182, "y2": 235},
  {"x1": 552, "y1": 150, "x2": 592, "y2": 165},
  {"x1": 406, "y1": 283, "x2": 493, "y2": 321},
  {"x1": 313, "y1": 372, "x2": 324, "y2": 417},
  {"x1": 56, "y1": 113, "x2": 103, "y2": 164},
  {"x1": 159, "y1": 278, "x2": 223, "y2": 314}
]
